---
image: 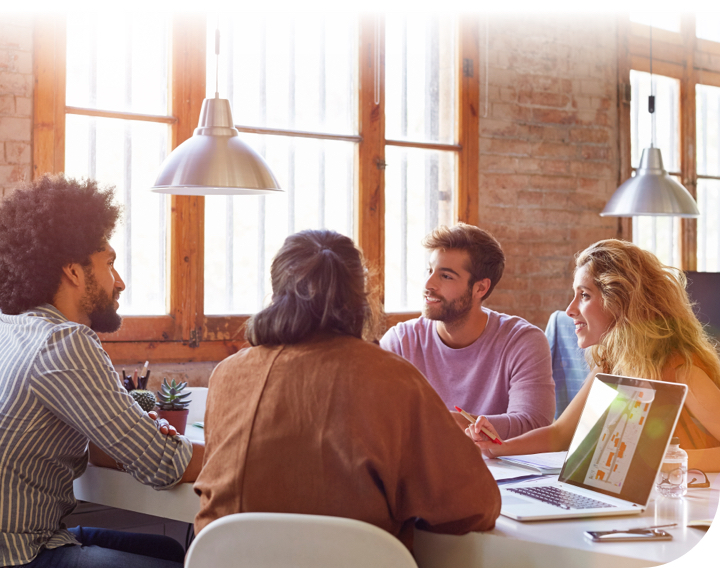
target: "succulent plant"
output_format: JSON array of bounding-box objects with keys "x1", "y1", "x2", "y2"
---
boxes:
[
  {"x1": 156, "y1": 378, "x2": 192, "y2": 411},
  {"x1": 129, "y1": 389, "x2": 157, "y2": 412}
]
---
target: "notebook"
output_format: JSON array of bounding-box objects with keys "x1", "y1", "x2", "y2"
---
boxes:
[
  {"x1": 500, "y1": 373, "x2": 688, "y2": 521},
  {"x1": 497, "y1": 452, "x2": 567, "y2": 474}
]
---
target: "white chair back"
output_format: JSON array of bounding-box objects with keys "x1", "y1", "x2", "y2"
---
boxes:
[
  {"x1": 184, "y1": 512, "x2": 418, "y2": 568},
  {"x1": 185, "y1": 387, "x2": 208, "y2": 426}
]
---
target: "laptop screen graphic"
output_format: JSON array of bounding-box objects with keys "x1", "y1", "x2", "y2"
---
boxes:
[{"x1": 559, "y1": 374, "x2": 686, "y2": 506}]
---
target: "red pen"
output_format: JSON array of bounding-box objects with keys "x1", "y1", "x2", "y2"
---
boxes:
[{"x1": 454, "y1": 406, "x2": 502, "y2": 445}]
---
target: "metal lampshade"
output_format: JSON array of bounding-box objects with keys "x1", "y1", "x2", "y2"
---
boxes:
[
  {"x1": 151, "y1": 95, "x2": 281, "y2": 196},
  {"x1": 600, "y1": 147, "x2": 699, "y2": 218}
]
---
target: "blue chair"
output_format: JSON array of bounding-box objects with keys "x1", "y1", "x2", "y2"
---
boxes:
[{"x1": 545, "y1": 310, "x2": 590, "y2": 419}]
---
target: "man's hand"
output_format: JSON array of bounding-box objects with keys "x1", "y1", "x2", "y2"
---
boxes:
[{"x1": 148, "y1": 410, "x2": 177, "y2": 436}]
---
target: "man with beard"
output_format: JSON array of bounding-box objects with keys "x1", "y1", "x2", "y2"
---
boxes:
[
  {"x1": 380, "y1": 224, "x2": 555, "y2": 440},
  {"x1": 0, "y1": 175, "x2": 203, "y2": 568}
]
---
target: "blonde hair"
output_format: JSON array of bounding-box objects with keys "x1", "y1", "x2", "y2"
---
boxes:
[{"x1": 576, "y1": 239, "x2": 720, "y2": 385}]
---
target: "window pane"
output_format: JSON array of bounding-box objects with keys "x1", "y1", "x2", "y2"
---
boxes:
[
  {"x1": 697, "y1": 179, "x2": 720, "y2": 272},
  {"x1": 384, "y1": 147, "x2": 455, "y2": 311},
  {"x1": 204, "y1": 135, "x2": 355, "y2": 315},
  {"x1": 632, "y1": 216, "x2": 681, "y2": 268},
  {"x1": 629, "y1": 70, "x2": 681, "y2": 267},
  {"x1": 66, "y1": 14, "x2": 169, "y2": 115},
  {"x1": 65, "y1": 115, "x2": 169, "y2": 315},
  {"x1": 696, "y1": 13, "x2": 720, "y2": 42},
  {"x1": 696, "y1": 84, "x2": 720, "y2": 177},
  {"x1": 207, "y1": 13, "x2": 356, "y2": 135},
  {"x1": 385, "y1": 14, "x2": 456, "y2": 144},
  {"x1": 629, "y1": 13, "x2": 681, "y2": 33},
  {"x1": 630, "y1": 71, "x2": 680, "y2": 171}
]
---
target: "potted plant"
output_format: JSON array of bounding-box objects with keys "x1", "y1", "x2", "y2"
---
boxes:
[{"x1": 155, "y1": 378, "x2": 192, "y2": 435}]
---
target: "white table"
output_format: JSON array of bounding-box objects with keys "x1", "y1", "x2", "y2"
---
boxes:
[
  {"x1": 414, "y1": 471, "x2": 720, "y2": 568},
  {"x1": 74, "y1": 433, "x2": 719, "y2": 567}
]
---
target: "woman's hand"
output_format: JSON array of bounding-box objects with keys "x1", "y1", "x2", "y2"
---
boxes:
[
  {"x1": 148, "y1": 410, "x2": 177, "y2": 437},
  {"x1": 466, "y1": 416, "x2": 504, "y2": 457}
]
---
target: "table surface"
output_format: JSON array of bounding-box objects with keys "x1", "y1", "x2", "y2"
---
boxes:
[{"x1": 73, "y1": 426, "x2": 719, "y2": 567}]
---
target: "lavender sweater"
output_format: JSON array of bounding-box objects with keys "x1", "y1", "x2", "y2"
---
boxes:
[{"x1": 380, "y1": 309, "x2": 555, "y2": 439}]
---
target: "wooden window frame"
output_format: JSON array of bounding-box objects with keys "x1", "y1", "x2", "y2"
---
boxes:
[
  {"x1": 32, "y1": 14, "x2": 481, "y2": 363},
  {"x1": 619, "y1": 14, "x2": 720, "y2": 270}
]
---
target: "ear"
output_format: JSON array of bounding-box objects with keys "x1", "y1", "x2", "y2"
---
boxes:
[
  {"x1": 60, "y1": 263, "x2": 85, "y2": 289},
  {"x1": 472, "y1": 278, "x2": 492, "y2": 302}
]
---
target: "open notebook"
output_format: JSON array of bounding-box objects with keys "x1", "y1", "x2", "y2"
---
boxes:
[{"x1": 500, "y1": 373, "x2": 687, "y2": 521}]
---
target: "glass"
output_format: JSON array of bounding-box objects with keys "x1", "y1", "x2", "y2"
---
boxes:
[
  {"x1": 697, "y1": 179, "x2": 720, "y2": 272},
  {"x1": 207, "y1": 13, "x2": 356, "y2": 135},
  {"x1": 204, "y1": 135, "x2": 356, "y2": 315},
  {"x1": 66, "y1": 14, "x2": 169, "y2": 115},
  {"x1": 630, "y1": 70, "x2": 681, "y2": 267},
  {"x1": 629, "y1": 13, "x2": 681, "y2": 33},
  {"x1": 696, "y1": 13, "x2": 720, "y2": 42},
  {"x1": 65, "y1": 114, "x2": 169, "y2": 315},
  {"x1": 384, "y1": 146, "x2": 455, "y2": 312},
  {"x1": 630, "y1": 71, "x2": 680, "y2": 171},
  {"x1": 385, "y1": 13, "x2": 456, "y2": 144},
  {"x1": 696, "y1": 84, "x2": 720, "y2": 177},
  {"x1": 632, "y1": 215, "x2": 681, "y2": 269}
]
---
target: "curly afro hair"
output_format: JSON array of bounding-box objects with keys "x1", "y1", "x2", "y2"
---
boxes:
[{"x1": 0, "y1": 174, "x2": 121, "y2": 314}]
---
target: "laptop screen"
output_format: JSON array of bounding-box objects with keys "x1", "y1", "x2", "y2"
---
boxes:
[{"x1": 558, "y1": 373, "x2": 687, "y2": 506}]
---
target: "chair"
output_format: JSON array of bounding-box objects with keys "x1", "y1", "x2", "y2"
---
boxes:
[
  {"x1": 545, "y1": 310, "x2": 590, "y2": 418},
  {"x1": 185, "y1": 387, "x2": 208, "y2": 426},
  {"x1": 184, "y1": 513, "x2": 418, "y2": 568}
]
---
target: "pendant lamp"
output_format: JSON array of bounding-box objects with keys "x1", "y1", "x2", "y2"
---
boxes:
[
  {"x1": 601, "y1": 24, "x2": 698, "y2": 218},
  {"x1": 151, "y1": 27, "x2": 281, "y2": 196}
]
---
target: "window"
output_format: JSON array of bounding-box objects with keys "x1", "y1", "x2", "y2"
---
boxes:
[
  {"x1": 32, "y1": 14, "x2": 481, "y2": 362},
  {"x1": 622, "y1": 14, "x2": 720, "y2": 272},
  {"x1": 629, "y1": 70, "x2": 681, "y2": 267},
  {"x1": 696, "y1": 84, "x2": 720, "y2": 271}
]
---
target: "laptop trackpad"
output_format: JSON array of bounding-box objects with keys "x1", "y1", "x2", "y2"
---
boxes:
[{"x1": 502, "y1": 495, "x2": 529, "y2": 506}]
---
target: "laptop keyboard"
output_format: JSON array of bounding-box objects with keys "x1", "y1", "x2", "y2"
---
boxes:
[{"x1": 507, "y1": 486, "x2": 617, "y2": 510}]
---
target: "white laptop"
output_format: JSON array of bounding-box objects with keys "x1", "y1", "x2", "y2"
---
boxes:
[{"x1": 500, "y1": 373, "x2": 688, "y2": 521}]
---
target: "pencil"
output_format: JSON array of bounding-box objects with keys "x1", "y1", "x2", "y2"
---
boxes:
[{"x1": 454, "y1": 406, "x2": 502, "y2": 445}]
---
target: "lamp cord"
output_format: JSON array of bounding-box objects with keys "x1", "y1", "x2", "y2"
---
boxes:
[
  {"x1": 649, "y1": 23, "x2": 655, "y2": 148},
  {"x1": 215, "y1": 20, "x2": 220, "y2": 98}
]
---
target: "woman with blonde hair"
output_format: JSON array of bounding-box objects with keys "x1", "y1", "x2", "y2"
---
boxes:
[{"x1": 469, "y1": 239, "x2": 720, "y2": 471}]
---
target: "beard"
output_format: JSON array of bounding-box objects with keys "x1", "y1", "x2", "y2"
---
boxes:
[
  {"x1": 422, "y1": 285, "x2": 474, "y2": 325},
  {"x1": 81, "y1": 269, "x2": 122, "y2": 333}
]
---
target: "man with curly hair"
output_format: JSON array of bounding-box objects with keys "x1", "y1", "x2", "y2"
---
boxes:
[{"x1": 0, "y1": 175, "x2": 203, "y2": 568}]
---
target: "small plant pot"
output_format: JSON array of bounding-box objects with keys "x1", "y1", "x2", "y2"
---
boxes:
[{"x1": 156, "y1": 409, "x2": 189, "y2": 435}]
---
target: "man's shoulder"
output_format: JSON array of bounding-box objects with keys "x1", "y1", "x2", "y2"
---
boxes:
[
  {"x1": 381, "y1": 316, "x2": 433, "y2": 343},
  {"x1": 487, "y1": 308, "x2": 545, "y2": 336}
]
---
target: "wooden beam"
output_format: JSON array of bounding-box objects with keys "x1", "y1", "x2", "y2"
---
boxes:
[
  {"x1": 357, "y1": 15, "x2": 386, "y2": 299},
  {"x1": 457, "y1": 16, "x2": 480, "y2": 227},
  {"x1": 103, "y1": 339, "x2": 244, "y2": 365},
  {"x1": 97, "y1": 316, "x2": 177, "y2": 342},
  {"x1": 169, "y1": 15, "x2": 207, "y2": 344},
  {"x1": 32, "y1": 14, "x2": 66, "y2": 178},
  {"x1": 680, "y1": 14, "x2": 697, "y2": 271}
]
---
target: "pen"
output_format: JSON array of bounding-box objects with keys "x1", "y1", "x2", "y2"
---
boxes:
[
  {"x1": 454, "y1": 406, "x2": 502, "y2": 445},
  {"x1": 139, "y1": 360, "x2": 150, "y2": 390}
]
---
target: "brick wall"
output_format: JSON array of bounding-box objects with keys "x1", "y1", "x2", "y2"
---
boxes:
[
  {"x1": 0, "y1": 15, "x2": 33, "y2": 198},
  {"x1": 479, "y1": 14, "x2": 621, "y2": 329}
]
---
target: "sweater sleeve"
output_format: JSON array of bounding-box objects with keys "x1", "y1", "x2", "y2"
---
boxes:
[{"x1": 485, "y1": 326, "x2": 556, "y2": 439}]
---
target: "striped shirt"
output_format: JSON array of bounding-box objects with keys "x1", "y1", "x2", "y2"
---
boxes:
[{"x1": 0, "y1": 305, "x2": 192, "y2": 566}]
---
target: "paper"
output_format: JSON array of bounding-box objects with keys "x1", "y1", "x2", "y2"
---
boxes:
[{"x1": 497, "y1": 451, "x2": 567, "y2": 474}]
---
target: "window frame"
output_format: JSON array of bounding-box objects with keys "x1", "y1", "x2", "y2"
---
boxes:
[
  {"x1": 619, "y1": 14, "x2": 720, "y2": 270},
  {"x1": 32, "y1": 14, "x2": 481, "y2": 363}
]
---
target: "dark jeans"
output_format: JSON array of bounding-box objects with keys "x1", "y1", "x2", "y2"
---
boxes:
[{"x1": 19, "y1": 526, "x2": 185, "y2": 568}]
